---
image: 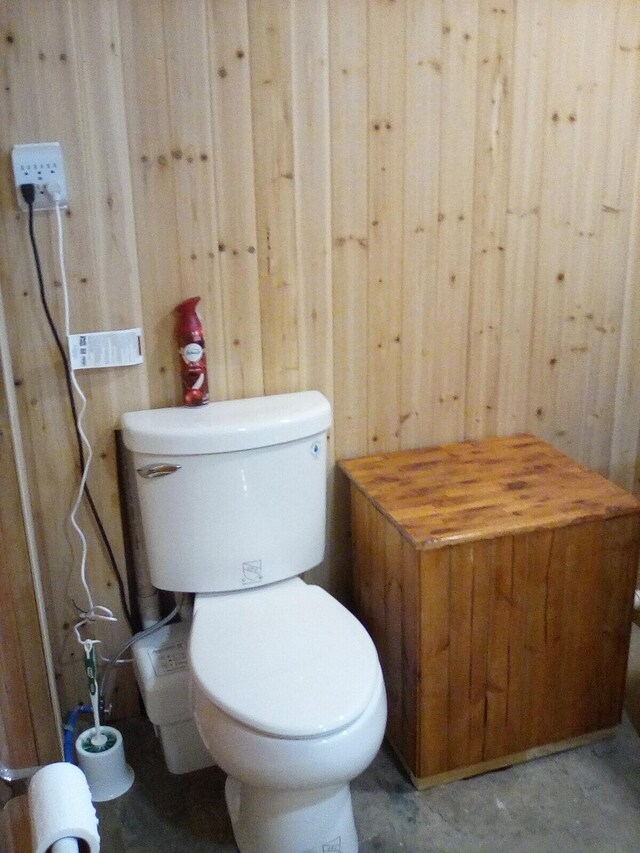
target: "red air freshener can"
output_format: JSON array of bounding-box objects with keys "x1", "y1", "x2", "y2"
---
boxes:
[{"x1": 175, "y1": 296, "x2": 210, "y2": 406}]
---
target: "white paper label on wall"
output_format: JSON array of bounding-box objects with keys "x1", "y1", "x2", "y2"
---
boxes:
[{"x1": 67, "y1": 328, "x2": 143, "y2": 369}]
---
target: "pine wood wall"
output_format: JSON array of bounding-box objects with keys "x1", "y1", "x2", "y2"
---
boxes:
[{"x1": 1, "y1": 0, "x2": 639, "y2": 716}]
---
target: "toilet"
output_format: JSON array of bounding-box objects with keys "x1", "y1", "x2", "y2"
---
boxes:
[{"x1": 121, "y1": 391, "x2": 386, "y2": 853}]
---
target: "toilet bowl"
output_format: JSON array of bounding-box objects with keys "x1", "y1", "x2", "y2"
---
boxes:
[{"x1": 190, "y1": 579, "x2": 387, "y2": 853}]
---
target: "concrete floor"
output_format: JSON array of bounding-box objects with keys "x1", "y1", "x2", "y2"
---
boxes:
[{"x1": 96, "y1": 622, "x2": 640, "y2": 853}]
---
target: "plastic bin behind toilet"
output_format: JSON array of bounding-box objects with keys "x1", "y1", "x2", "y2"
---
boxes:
[{"x1": 132, "y1": 620, "x2": 214, "y2": 774}]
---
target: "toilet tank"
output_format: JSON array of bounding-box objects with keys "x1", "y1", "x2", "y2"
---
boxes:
[{"x1": 121, "y1": 392, "x2": 332, "y2": 593}]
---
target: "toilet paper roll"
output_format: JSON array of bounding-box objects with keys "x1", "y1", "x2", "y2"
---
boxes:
[{"x1": 28, "y1": 762, "x2": 100, "y2": 853}]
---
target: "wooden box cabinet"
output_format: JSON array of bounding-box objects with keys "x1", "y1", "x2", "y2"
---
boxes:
[{"x1": 339, "y1": 434, "x2": 640, "y2": 789}]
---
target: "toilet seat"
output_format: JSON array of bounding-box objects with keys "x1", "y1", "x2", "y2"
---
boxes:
[{"x1": 190, "y1": 578, "x2": 379, "y2": 739}]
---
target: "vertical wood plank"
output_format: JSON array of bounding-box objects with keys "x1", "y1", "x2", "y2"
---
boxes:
[
  {"x1": 433, "y1": 0, "x2": 478, "y2": 441},
  {"x1": 526, "y1": 2, "x2": 617, "y2": 462},
  {"x1": 468, "y1": 539, "x2": 493, "y2": 764},
  {"x1": 399, "y1": 0, "x2": 442, "y2": 449},
  {"x1": 521, "y1": 528, "x2": 555, "y2": 748},
  {"x1": 119, "y1": 0, "x2": 182, "y2": 407},
  {"x1": 448, "y1": 542, "x2": 474, "y2": 769},
  {"x1": 552, "y1": 6, "x2": 617, "y2": 466},
  {"x1": 583, "y1": 1, "x2": 640, "y2": 475},
  {"x1": 329, "y1": 0, "x2": 369, "y2": 460},
  {"x1": 291, "y1": 0, "x2": 332, "y2": 401},
  {"x1": 366, "y1": 0, "x2": 406, "y2": 453},
  {"x1": 419, "y1": 547, "x2": 450, "y2": 777},
  {"x1": 483, "y1": 534, "x2": 513, "y2": 761},
  {"x1": 161, "y1": 0, "x2": 228, "y2": 402},
  {"x1": 248, "y1": 0, "x2": 300, "y2": 394},
  {"x1": 505, "y1": 530, "x2": 527, "y2": 753},
  {"x1": 496, "y1": 0, "x2": 550, "y2": 435},
  {"x1": 465, "y1": 0, "x2": 515, "y2": 438},
  {"x1": 400, "y1": 534, "x2": 421, "y2": 774},
  {"x1": 383, "y1": 518, "x2": 405, "y2": 759},
  {"x1": 207, "y1": 0, "x2": 264, "y2": 400},
  {"x1": 598, "y1": 514, "x2": 640, "y2": 724}
]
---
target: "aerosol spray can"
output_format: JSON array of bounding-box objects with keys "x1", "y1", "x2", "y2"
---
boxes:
[{"x1": 175, "y1": 296, "x2": 209, "y2": 406}]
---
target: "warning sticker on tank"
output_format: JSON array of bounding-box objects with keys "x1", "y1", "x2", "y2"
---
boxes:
[{"x1": 148, "y1": 640, "x2": 189, "y2": 676}]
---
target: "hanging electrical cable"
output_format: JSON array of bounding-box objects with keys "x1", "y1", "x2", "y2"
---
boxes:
[{"x1": 21, "y1": 183, "x2": 133, "y2": 631}]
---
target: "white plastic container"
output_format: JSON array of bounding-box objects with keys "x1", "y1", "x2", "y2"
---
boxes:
[{"x1": 132, "y1": 620, "x2": 213, "y2": 774}]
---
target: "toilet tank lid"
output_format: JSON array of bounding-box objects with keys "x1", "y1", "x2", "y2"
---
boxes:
[
  {"x1": 121, "y1": 391, "x2": 331, "y2": 455},
  {"x1": 190, "y1": 579, "x2": 381, "y2": 738}
]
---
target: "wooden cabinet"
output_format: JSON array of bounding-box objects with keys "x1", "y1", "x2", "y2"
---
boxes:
[{"x1": 339, "y1": 434, "x2": 640, "y2": 788}]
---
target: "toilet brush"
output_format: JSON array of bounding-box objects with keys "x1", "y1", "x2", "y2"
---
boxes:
[{"x1": 81, "y1": 640, "x2": 111, "y2": 750}]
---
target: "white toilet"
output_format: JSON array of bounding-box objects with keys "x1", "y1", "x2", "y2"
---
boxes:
[{"x1": 122, "y1": 391, "x2": 386, "y2": 853}]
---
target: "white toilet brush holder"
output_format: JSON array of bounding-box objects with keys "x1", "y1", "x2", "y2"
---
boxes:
[{"x1": 75, "y1": 726, "x2": 134, "y2": 802}]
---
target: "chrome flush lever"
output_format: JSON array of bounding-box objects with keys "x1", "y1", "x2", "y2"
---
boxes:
[{"x1": 136, "y1": 463, "x2": 182, "y2": 479}]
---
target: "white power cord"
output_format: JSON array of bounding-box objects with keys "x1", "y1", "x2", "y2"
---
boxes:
[{"x1": 50, "y1": 190, "x2": 117, "y2": 642}]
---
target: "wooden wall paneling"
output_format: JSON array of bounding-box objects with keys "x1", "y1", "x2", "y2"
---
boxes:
[
  {"x1": 432, "y1": 0, "x2": 478, "y2": 443},
  {"x1": 3, "y1": 0, "x2": 640, "y2": 721},
  {"x1": 465, "y1": 0, "x2": 514, "y2": 438},
  {"x1": 161, "y1": 0, "x2": 227, "y2": 403},
  {"x1": 553, "y1": 5, "x2": 616, "y2": 470},
  {"x1": 248, "y1": 0, "x2": 300, "y2": 395},
  {"x1": 366, "y1": 0, "x2": 406, "y2": 454},
  {"x1": 119, "y1": 0, "x2": 182, "y2": 408},
  {"x1": 399, "y1": 0, "x2": 442, "y2": 450},
  {"x1": 329, "y1": 0, "x2": 369, "y2": 459},
  {"x1": 207, "y1": 0, "x2": 264, "y2": 401},
  {"x1": 584, "y1": 1, "x2": 640, "y2": 476},
  {"x1": 495, "y1": 0, "x2": 549, "y2": 436}
]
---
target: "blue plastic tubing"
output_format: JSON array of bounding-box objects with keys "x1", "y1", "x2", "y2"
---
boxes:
[{"x1": 63, "y1": 706, "x2": 92, "y2": 763}]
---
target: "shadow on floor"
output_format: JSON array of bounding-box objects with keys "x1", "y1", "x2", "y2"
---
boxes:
[{"x1": 97, "y1": 702, "x2": 640, "y2": 853}]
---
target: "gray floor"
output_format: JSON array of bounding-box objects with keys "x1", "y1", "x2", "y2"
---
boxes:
[{"x1": 96, "y1": 713, "x2": 640, "y2": 853}]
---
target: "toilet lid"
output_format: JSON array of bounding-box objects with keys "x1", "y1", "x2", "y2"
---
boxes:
[{"x1": 189, "y1": 579, "x2": 380, "y2": 738}]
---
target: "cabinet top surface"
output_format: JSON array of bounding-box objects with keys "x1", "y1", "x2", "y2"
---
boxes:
[{"x1": 338, "y1": 434, "x2": 640, "y2": 549}]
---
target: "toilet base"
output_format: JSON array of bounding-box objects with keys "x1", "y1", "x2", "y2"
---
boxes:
[{"x1": 225, "y1": 775, "x2": 358, "y2": 853}]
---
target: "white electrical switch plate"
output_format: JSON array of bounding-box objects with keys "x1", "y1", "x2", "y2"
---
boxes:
[
  {"x1": 12, "y1": 142, "x2": 68, "y2": 211},
  {"x1": 67, "y1": 328, "x2": 143, "y2": 370}
]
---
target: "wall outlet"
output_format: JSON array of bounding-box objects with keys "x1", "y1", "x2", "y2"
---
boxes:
[{"x1": 11, "y1": 142, "x2": 68, "y2": 211}]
